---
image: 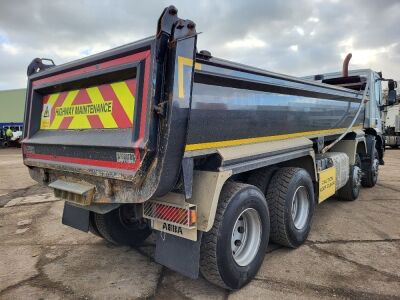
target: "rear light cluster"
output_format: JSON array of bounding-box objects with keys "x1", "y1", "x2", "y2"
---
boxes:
[{"x1": 143, "y1": 200, "x2": 197, "y2": 228}]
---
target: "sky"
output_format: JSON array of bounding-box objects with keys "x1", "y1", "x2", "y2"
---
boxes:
[{"x1": 0, "y1": 0, "x2": 399, "y2": 90}]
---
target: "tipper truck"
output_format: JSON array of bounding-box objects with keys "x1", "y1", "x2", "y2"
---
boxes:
[{"x1": 22, "y1": 6, "x2": 398, "y2": 290}]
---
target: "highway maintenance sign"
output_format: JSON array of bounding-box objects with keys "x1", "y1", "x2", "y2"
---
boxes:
[{"x1": 40, "y1": 79, "x2": 136, "y2": 130}]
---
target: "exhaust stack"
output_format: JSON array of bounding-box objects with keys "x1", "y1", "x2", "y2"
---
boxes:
[{"x1": 342, "y1": 53, "x2": 352, "y2": 77}]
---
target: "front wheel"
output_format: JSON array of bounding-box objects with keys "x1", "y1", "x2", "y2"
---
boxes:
[
  {"x1": 93, "y1": 205, "x2": 152, "y2": 247},
  {"x1": 361, "y1": 149, "x2": 379, "y2": 188},
  {"x1": 337, "y1": 154, "x2": 362, "y2": 201},
  {"x1": 200, "y1": 182, "x2": 270, "y2": 290}
]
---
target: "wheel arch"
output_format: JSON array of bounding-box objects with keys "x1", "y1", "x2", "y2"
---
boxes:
[{"x1": 330, "y1": 132, "x2": 366, "y2": 165}]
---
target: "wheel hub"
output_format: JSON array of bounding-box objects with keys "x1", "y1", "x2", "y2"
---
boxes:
[
  {"x1": 231, "y1": 208, "x2": 262, "y2": 266},
  {"x1": 372, "y1": 158, "x2": 379, "y2": 180},
  {"x1": 291, "y1": 186, "x2": 310, "y2": 230},
  {"x1": 353, "y1": 165, "x2": 362, "y2": 188}
]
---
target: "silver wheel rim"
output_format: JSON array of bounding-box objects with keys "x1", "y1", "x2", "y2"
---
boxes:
[
  {"x1": 353, "y1": 165, "x2": 362, "y2": 188},
  {"x1": 291, "y1": 186, "x2": 310, "y2": 230},
  {"x1": 231, "y1": 208, "x2": 262, "y2": 266},
  {"x1": 372, "y1": 158, "x2": 379, "y2": 181}
]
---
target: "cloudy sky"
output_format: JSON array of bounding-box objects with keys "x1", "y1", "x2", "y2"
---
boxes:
[{"x1": 0, "y1": 0, "x2": 399, "y2": 90}]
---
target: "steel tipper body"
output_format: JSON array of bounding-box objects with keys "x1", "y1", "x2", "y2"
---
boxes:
[
  {"x1": 22, "y1": 6, "x2": 385, "y2": 290},
  {"x1": 186, "y1": 57, "x2": 364, "y2": 154}
]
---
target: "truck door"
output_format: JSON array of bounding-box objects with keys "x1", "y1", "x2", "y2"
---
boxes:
[{"x1": 372, "y1": 72, "x2": 383, "y2": 132}]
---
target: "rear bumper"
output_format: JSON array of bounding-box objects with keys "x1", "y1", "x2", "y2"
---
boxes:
[{"x1": 28, "y1": 166, "x2": 150, "y2": 204}]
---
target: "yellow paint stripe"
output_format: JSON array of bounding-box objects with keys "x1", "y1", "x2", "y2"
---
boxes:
[
  {"x1": 67, "y1": 113, "x2": 92, "y2": 129},
  {"x1": 47, "y1": 93, "x2": 59, "y2": 106},
  {"x1": 178, "y1": 56, "x2": 201, "y2": 98},
  {"x1": 110, "y1": 81, "x2": 135, "y2": 123},
  {"x1": 49, "y1": 90, "x2": 79, "y2": 129},
  {"x1": 86, "y1": 87, "x2": 117, "y2": 128},
  {"x1": 185, "y1": 126, "x2": 363, "y2": 151}
]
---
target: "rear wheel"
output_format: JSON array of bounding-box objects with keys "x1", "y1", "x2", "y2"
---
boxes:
[
  {"x1": 200, "y1": 182, "x2": 269, "y2": 290},
  {"x1": 337, "y1": 154, "x2": 362, "y2": 201},
  {"x1": 88, "y1": 212, "x2": 102, "y2": 237},
  {"x1": 266, "y1": 167, "x2": 315, "y2": 248},
  {"x1": 247, "y1": 167, "x2": 277, "y2": 193},
  {"x1": 93, "y1": 205, "x2": 152, "y2": 246},
  {"x1": 361, "y1": 149, "x2": 379, "y2": 188}
]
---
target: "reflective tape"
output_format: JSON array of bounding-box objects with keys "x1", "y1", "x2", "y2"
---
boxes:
[{"x1": 40, "y1": 79, "x2": 136, "y2": 130}]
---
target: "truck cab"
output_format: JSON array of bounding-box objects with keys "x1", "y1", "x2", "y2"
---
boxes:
[{"x1": 303, "y1": 68, "x2": 393, "y2": 163}]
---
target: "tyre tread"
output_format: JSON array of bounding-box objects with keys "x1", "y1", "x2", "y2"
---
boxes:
[
  {"x1": 266, "y1": 167, "x2": 300, "y2": 248},
  {"x1": 337, "y1": 154, "x2": 361, "y2": 201},
  {"x1": 247, "y1": 167, "x2": 277, "y2": 193},
  {"x1": 93, "y1": 213, "x2": 118, "y2": 245},
  {"x1": 361, "y1": 150, "x2": 378, "y2": 188}
]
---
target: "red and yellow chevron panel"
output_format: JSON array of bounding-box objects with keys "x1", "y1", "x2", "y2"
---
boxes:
[{"x1": 40, "y1": 79, "x2": 136, "y2": 130}]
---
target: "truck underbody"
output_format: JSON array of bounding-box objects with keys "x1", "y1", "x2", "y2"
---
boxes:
[{"x1": 22, "y1": 6, "x2": 384, "y2": 290}]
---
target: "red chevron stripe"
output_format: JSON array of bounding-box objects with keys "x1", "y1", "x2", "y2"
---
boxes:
[
  {"x1": 87, "y1": 115, "x2": 103, "y2": 128},
  {"x1": 97, "y1": 82, "x2": 133, "y2": 128},
  {"x1": 59, "y1": 116, "x2": 73, "y2": 129}
]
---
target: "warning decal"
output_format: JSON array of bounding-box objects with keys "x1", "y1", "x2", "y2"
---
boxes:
[
  {"x1": 40, "y1": 79, "x2": 136, "y2": 130},
  {"x1": 40, "y1": 103, "x2": 51, "y2": 129},
  {"x1": 318, "y1": 166, "x2": 336, "y2": 203}
]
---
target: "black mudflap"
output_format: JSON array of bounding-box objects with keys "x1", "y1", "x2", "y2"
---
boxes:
[
  {"x1": 62, "y1": 202, "x2": 90, "y2": 232},
  {"x1": 155, "y1": 231, "x2": 202, "y2": 279}
]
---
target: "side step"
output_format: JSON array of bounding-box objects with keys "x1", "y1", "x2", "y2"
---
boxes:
[{"x1": 49, "y1": 180, "x2": 95, "y2": 205}]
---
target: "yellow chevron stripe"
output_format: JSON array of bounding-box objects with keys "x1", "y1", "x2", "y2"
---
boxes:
[
  {"x1": 86, "y1": 87, "x2": 117, "y2": 128},
  {"x1": 67, "y1": 111, "x2": 92, "y2": 129},
  {"x1": 110, "y1": 81, "x2": 135, "y2": 123},
  {"x1": 47, "y1": 93, "x2": 59, "y2": 106},
  {"x1": 49, "y1": 90, "x2": 79, "y2": 129}
]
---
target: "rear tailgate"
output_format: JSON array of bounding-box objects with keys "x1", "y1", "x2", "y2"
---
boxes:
[{"x1": 23, "y1": 41, "x2": 153, "y2": 181}]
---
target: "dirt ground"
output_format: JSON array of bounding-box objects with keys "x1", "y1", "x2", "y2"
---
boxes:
[{"x1": 0, "y1": 147, "x2": 399, "y2": 299}]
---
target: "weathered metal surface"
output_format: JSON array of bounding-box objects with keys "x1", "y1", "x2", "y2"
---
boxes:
[{"x1": 185, "y1": 59, "x2": 365, "y2": 152}]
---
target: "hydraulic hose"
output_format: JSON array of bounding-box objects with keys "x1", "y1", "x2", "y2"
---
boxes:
[{"x1": 321, "y1": 79, "x2": 370, "y2": 154}]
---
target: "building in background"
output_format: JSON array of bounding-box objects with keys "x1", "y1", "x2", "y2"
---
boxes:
[{"x1": 0, "y1": 88, "x2": 26, "y2": 146}]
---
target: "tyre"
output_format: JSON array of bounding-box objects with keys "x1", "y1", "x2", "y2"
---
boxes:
[
  {"x1": 247, "y1": 167, "x2": 277, "y2": 193},
  {"x1": 266, "y1": 167, "x2": 315, "y2": 248},
  {"x1": 93, "y1": 205, "x2": 152, "y2": 246},
  {"x1": 88, "y1": 212, "x2": 102, "y2": 237},
  {"x1": 337, "y1": 154, "x2": 362, "y2": 201},
  {"x1": 361, "y1": 148, "x2": 379, "y2": 188},
  {"x1": 200, "y1": 182, "x2": 270, "y2": 290},
  {"x1": 390, "y1": 145, "x2": 399, "y2": 149}
]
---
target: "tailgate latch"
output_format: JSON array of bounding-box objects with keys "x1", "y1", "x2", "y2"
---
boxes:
[{"x1": 49, "y1": 180, "x2": 95, "y2": 206}]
